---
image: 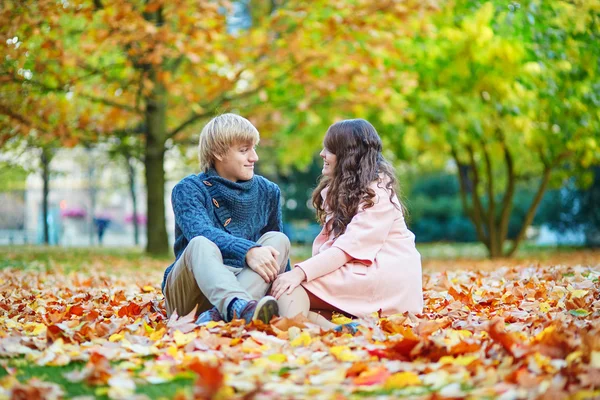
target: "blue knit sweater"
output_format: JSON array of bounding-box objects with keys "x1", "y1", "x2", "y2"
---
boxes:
[{"x1": 161, "y1": 169, "x2": 283, "y2": 291}]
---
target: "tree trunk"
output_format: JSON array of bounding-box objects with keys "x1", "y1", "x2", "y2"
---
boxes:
[
  {"x1": 488, "y1": 234, "x2": 502, "y2": 259},
  {"x1": 127, "y1": 156, "x2": 140, "y2": 246},
  {"x1": 506, "y1": 167, "x2": 553, "y2": 257},
  {"x1": 40, "y1": 149, "x2": 50, "y2": 245},
  {"x1": 85, "y1": 146, "x2": 97, "y2": 245},
  {"x1": 144, "y1": 71, "x2": 169, "y2": 255}
]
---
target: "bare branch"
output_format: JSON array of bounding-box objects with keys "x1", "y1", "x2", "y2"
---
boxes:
[
  {"x1": 7, "y1": 76, "x2": 141, "y2": 114},
  {"x1": 451, "y1": 146, "x2": 488, "y2": 247},
  {"x1": 168, "y1": 57, "x2": 315, "y2": 139},
  {"x1": 507, "y1": 166, "x2": 552, "y2": 257}
]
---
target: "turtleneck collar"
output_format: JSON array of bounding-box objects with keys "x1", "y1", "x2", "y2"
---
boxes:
[{"x1": 203, "y1": 168, "x2": 256, "y2": 192}]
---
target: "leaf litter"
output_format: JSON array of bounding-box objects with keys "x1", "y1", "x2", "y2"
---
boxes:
[{"x1": 0, "y1": 260, "x2": 599, "y2": 399}]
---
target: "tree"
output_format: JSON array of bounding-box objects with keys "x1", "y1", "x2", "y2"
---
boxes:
[
  {"x1": 106, "y1": 133, "x2": 144, "y2": 246},
  {"x1": 392, "y1": 1, "x2": 600, "y2": 257},
  {"x1": 1, "y1": 0, "x2": 435, "y2": 254},
  {"x1": 0, "y1": 84, "x2": 80, "y2": 244}
]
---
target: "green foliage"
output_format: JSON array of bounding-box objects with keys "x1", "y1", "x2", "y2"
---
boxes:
[
  {"x1": 381, "y1": 0, "x2": 600, "y2": 257},
  {"x1": 0, "y1": 162, "x2": 28, "y2": 191}
]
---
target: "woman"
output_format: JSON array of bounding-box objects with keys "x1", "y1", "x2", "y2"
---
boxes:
[{"x1": 271, "y1": 119, "x2": 423, "y2": 330}]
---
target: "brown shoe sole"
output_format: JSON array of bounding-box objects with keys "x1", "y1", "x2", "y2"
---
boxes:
[{"x1": 253, "y1": 296, "x2": 279, "y2": 324}]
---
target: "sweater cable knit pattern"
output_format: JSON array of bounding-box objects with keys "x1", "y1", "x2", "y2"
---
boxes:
[{"x1": 162, "y1": 169, "x2": 283, "y2": 291}]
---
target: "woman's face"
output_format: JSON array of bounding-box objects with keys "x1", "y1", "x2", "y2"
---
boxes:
[{"x1": 319, "y1": 147, "x2": 337, "y2": 177}]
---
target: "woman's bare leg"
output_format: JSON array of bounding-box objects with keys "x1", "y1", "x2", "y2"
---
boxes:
[
  {"x1": 307, "y1": 310, "x2": 338, "y2": 330},
  {"x1": 277, "y1": 286, "x2": 310, "y2": 318},
  {"x1": 276, "y1": 286, "x2": 340, "y2": 330},
  {"x1": 277, "y1": 285, "x2": 357, "y2": 331}
]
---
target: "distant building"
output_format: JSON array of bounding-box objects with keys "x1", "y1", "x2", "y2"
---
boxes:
[{"x1": 1, "y1": 145, "x2": 195, "y2": 248}]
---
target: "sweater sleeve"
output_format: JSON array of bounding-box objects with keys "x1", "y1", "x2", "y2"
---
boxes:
[
  {"x1": 172, "y1": 183, "x2": 258, "y2": 266},
  {"x1": 262, "y1": 184, "x2": 284, "y2": 234},
  {"x1": 262, "y1": 184, "x2": 292, "y2": 271}
]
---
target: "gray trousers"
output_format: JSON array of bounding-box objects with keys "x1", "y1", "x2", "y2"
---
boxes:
[{"x1": 163, "y1": 232, "x2": 290, "y2": 318}]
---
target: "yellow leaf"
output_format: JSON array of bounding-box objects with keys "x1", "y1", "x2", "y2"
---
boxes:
[
  {"x1": 566, "y1": 350, "x2": 582, "y2": 365},
  {"x1": 174, "y1": 330, "x2": 195, "y2": 347},
  {"x1": 291, "y1": 332, "x2": 312, "y2": 347},
  {"x1": 142, "y1": 285, "x2": 155, "y2": 292},
  {"x1": 109, "y1": 333, "x2": 124, "y2": 342},
  {"x1": 205, "y1": 321, "x2": 221, "y2": 329},
  {"x1": 573, "y1": 391, "x2": 600, "y2": 400},
  {"x1": 167, "y1": 345, "x2": 179, "y2": 359},
  {"x1": 539, "y1": 302, "x2": 551, "y2": 313},
  {"x1": 149, "y1": 328, "x2": 166, "y2": 341},
  {"x1": 445, "y1": 329, "x2": 473, "y2": 346},
  {"x1": 534, "y1": 326, "x2": 556, "y2": 342},
  {"x1": 384, "y1": 371, "x2": 422, "y2": 389},
  {"x1": 330, "y1": 346, "x2": 359, "y2": 362},
  {"x1": 591, "y1": 351, "x2": 600, "y2": 368},
  {"x1": 143, "y1": 320, "x2": 154, "y2": 333},
  {"x1": 439, "y1": 355, "x2": 478, "y2": 366},
  {"x1": 570, "y1": 290, "x2": 588, "y2": 299},
  {"x1": 268, "y1": 353, "x2": 287, "y2": 363},
  {"x1": 23, "y1": 322, "x2": 46, "y2": 336},
  {"x1": 331, "y1": 313, "x2": 353, "y2": 325}
]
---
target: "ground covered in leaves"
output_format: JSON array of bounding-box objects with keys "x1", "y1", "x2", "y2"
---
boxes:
[{"x1": 0, "y1": 247, "x2": 599, "y2": 399}]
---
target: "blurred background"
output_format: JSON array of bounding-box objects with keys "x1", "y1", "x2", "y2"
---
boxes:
[{"x1": 1, "y1": 0, "x2": 599, "y2": 261}]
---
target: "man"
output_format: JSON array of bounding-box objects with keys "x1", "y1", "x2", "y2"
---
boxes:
[{"x1": 162, "y1": 113, "x2": 289, "y2": 325}]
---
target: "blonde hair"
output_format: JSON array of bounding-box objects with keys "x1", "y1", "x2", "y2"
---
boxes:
[{"x1": 198, "y1": 113, "x2": 260, "y2": 172}]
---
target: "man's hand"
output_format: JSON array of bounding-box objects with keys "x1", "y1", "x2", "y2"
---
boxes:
[
  {"x1": 246, "y1": 246, "x2": 280, "y2": 283},
  {"x1": 272, "y1": 267, "x2": 306, "y2": 299}
]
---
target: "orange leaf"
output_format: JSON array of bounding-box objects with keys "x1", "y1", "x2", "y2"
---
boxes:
[
  {"x1": 188, "y1": 360, "x2": 224, "y2": 399},
  {"x1": 488, "y1": 318, "x2": 529, "y2": 359},
  {"x1": 353, "y1": 367, "x2": 391, "y2": 386}
]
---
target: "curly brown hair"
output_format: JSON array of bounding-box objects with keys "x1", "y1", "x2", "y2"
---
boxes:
[{"x1": 312, "y1": 119, "x2": 405, "y2": 238}]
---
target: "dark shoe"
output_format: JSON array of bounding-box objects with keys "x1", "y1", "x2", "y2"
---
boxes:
[
  {"x1": 195, "y1": 306, "x2": 223, "y2": 325},
  {"x1": 237, "y1": 296, "x2": 279, "y2": 324},
  {"x1": 334, "y1": 322, "x2": 360, "y2": 335}
]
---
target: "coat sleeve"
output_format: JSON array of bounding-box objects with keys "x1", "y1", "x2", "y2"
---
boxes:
[
  {"x1": 297, "y1": 186, "x2": 398, "y2": 282},
  {"x1": 296, "y1": 247, "x2": 352, "y2": 282},
  {"x1": 172, "y1": 183, "x2": 258, "y2": 266}
]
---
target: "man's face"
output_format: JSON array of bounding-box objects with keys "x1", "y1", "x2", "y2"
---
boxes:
[{"x1": 214, "y1": 141, "x2": 259, "y2": 182}]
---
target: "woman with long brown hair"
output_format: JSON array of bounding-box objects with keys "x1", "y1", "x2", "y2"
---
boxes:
[{"x1": 272, "y1": 119, "x2": 423, "y2": 329}]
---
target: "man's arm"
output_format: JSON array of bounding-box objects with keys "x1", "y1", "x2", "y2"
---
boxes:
[
  {"x1": 262, "y1": 184, "x2": 291, "y2": 272},
  {"x1": 263, "y1": 184, "x2": 284, "y2": 233}
]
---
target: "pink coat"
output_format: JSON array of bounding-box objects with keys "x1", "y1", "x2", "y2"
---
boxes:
[{"x1": 297, "y1": 181, "x2": 423, "y2": 317}]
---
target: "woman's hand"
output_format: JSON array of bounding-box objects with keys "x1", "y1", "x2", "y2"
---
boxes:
[{"x1": 271, "y1": 267, "x2": 307, "y2": 299}]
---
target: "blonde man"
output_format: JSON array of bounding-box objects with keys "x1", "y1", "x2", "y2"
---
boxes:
[{"x1": 162, "y1": 113, "x2": 289, "y2": 324}]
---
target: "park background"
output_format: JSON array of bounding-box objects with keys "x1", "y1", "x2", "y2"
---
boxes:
[
  {"x1": 1, "y1": 0, "x2": 599, "y2": 261},
  {"x1": 0, "y1": 0, "x2": 599, "y2": 399}
]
